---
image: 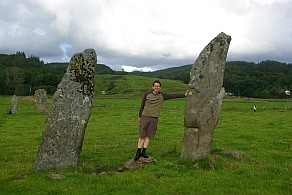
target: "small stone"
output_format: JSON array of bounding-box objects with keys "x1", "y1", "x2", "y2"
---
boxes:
[
  {"x1": 99, "y1": 172, "x2": 107, "y2": 175},
  {"x1": 6, "y1": 108, "x2": 12, "y2": 114},
  {"x1": 220, "y1": 150, "x2": 245, "y2": 160},
  {"x1": 50, "y1": 173, "x2": 66, "y2": 180},
  {"x1": 13, "y1": 179, "x2": 25, "y2": 183},
  {"x1": 193, "y1": 163, "x2": 200, "y2": 169}
]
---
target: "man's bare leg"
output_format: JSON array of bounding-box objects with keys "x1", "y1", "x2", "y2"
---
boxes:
[{"x1": 142, "y1": 137, "x2": 149, "y2": 158}]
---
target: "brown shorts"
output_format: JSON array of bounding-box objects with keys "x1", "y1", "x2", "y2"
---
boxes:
[{"x1": 139, "y1": 116, "x2": 158, "y2": 138}]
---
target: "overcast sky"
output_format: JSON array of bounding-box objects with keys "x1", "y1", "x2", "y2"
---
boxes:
[{"x1": 1, "y1": 0, "x2": 292, "y2": 71}]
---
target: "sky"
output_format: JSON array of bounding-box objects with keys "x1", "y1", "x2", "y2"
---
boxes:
[{"x1": 0, "y1": 0, "x2": 292, "y2": 72}]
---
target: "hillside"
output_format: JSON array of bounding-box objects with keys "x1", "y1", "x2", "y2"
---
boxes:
[
  {"x1": 94, "y1": 74, "x2": 187, "y2": 98},
  {"x1": 131, "y1": 64, "x2": 191, "y2": 84}
]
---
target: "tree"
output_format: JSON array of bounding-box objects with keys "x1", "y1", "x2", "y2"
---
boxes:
[{"x1": 5, "y1": 67, "x2": 25, "y2": 95}]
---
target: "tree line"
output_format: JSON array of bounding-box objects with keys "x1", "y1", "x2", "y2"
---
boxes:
[
  {"x1": 130, "y1": 61, "x2": 292, "y2": 99},
  {"x1": 0, "y1": 52, "x2": 291, "y2": 98},
  {"x1": 0, "y1": 52, "x2": 113, "y2": 96},
  {"x1": 223, "y1": 61, "x2": 292, "y2": 98}
]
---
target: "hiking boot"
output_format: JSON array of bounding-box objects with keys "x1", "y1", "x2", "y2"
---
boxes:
[
  {"x1": 134, "y1": 152, "x2": 141, "y2": 161},
  {"x1": 141, "y1": 152, "x2": 148, "y2": 158},
  {"x1": 141, "y1": 147, "x2": 148, "y2": 158}
]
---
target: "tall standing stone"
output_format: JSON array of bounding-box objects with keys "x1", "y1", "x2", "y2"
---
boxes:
[
  {"x1": 11, "y1": 95, "x2": 18, "y2": 114},
  {"x1": 181, "y1": 32, "x2": 231, "y2": 161},
  {"x1": 35, "y1": 49, "x2": 97, "y2": 171},
  {"x1": 34, "y1": 89, "x2": 47, "y2": 113}
]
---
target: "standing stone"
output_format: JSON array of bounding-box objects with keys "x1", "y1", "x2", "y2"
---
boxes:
[
  {"x1": 35, "y1": 49, "x2": 97, "y2": 171},
  {"x1": 34, "y1": 89, "x2": 47, "y2": 113},
  {"x1": 181, "y1": 32, "x2": 231, "y2": 161},
  {"x1": 11, "y1": 95, "x2": 18, "y2": 114}
]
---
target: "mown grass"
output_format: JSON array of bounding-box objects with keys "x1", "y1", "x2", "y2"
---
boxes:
[{"x1": 0, "y1": 96, "x2": 291, "y2": 194}]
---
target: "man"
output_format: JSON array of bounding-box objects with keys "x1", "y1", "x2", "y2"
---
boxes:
[{"x1": 134, "y1": 80, "x2": 188, "y2": 161}]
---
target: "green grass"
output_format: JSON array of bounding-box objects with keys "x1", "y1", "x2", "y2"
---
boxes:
[
  {"x1": 0, "y1": 96, "x2": 291, "y2": 194},
  {"x1": 94, "y1": 74, "x2": 187, "y2": 98}
]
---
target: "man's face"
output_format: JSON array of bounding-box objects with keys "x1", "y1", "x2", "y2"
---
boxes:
[{"x1": 152, "y1": 83, "x2": 161, "y2": 93}]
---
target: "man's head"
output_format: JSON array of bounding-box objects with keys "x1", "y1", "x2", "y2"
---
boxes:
[
  {"x1": 152, "y1": 80, "x2": 161, "y2": 94},
  {"x1": 152, "y1": 80, "x2": 161, "y2": 87}
]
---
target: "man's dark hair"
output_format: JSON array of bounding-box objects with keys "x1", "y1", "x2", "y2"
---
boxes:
[{"x1": 152, "y1": 80, "x2": 161, "y2": 87}]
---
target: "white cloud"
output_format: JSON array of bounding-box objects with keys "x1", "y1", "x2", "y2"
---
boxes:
[
  {"x1": 122, "y1": 65, "x2": 156, "y2": 72},
  {"x1": 0, "y1": 0, "x2": 292, "y2": 70}
]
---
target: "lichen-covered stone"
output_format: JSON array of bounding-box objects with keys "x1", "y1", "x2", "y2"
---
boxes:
[
  {"x1": 181, "y1": 32, "x2": 231, "y2": 161},
  {"x1": 35, "y1": 49, "x2": 97, "y2": 171},
  {"x1": 34, "y1": 89, "x2": 47, "y2": 113}
]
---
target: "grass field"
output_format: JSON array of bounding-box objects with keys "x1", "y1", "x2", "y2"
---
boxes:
[
  {"x1": 94, "y1": 74, "x2": 188, "y2": 98},
  {"x1": 0, "y1": 96, "x2": 291, "y2": 194}
]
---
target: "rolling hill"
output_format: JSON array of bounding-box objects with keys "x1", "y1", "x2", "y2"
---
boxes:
[{"x1": 94, "y1": 74, "x2": 188, "y2": 98}]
